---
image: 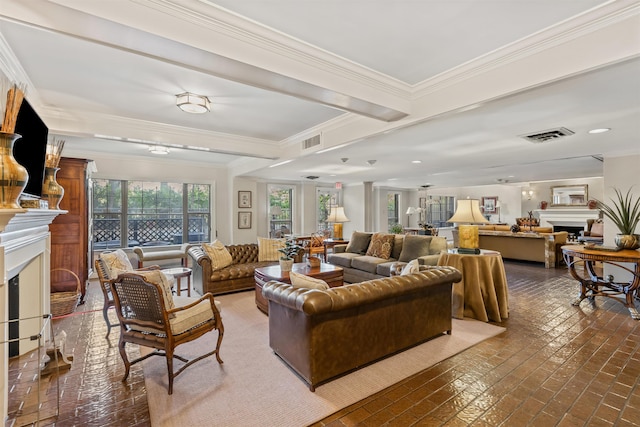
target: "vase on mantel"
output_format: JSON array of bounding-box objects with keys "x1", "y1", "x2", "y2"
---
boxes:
[
  {"x1": 0, "y1": 132, "x2": 29, "y2": 209},
  {"x1": 42, "y1": 167, "x2": 64, "y2": 210}
]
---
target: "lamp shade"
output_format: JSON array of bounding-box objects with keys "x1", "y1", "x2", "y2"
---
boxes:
[
  {"x1": 327, "y1": 206, "x2": 350, "y2": 223},
  {"x1": 447, "y1": 199, "x2": 489, "y2": 224},
  {"x1": 406, "y1": 207, "x2": 416, "y2": 215}
]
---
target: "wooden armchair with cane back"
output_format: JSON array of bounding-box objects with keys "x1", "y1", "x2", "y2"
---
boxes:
[
  {"x1": 110, "y1": 269, "x2": 224, "y2": 394},
  {"x1": 307, "y1": 231, "x2": 330, "y2": 260},
  {"x1": 95, "y1": 249, "x2": 162, "y2": 338}
]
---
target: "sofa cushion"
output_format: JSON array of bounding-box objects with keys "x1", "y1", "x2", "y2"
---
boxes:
[
  {"x1": 352, "y1": 256, "x2": 389, "y2": 274},
  {"x1": 375, "y1": 261, "x2": 399, "y2": 277},
  {"x1": 399, "y1": 235, "x2": 432, "y2": 262},
  {"x1": 257, "y1": 237, "x2": 285, "y2": 261},
  {"x1": 202, "y1": 240, "x2": 233, "y2": 271},
  {"x1": 590, "y1": 222, "x2": 604, "y2": 237},
  {"x1": 346, "y1": 232, "x2": 372, "y2": 254},
  {"x1": 365, "y1": 233, "x2": 395, "y2": 259},
  {"x1": 391, "y1": 234, "x2": 404, "y2": 260},
  {"x1": 327, "y1": 252, "x2": 361, "y2": 268},
  {"x1": 289, "y1": 271, "x2": 330, "y2": 290}
]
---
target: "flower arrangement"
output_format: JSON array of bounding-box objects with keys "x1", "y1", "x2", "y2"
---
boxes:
[
  {"x1": 45, "y1": 137, "x2": 66, "y2": 168},
  {"x1": 278, "y1": 238, "x2": 304, "y2": 261}
]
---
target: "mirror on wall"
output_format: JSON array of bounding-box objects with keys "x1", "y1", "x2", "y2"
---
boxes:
[{"x1": 550, "y1": 184, "x2": 588, "y2": 207}]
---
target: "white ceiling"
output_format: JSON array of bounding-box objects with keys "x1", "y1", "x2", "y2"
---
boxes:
[{"x1": 0, "y1": 0, "x2": 638, "y2": 189}]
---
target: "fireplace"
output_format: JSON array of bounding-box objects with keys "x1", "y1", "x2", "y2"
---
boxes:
[{"x1": 0, "y1": 209, "x2": 63, "y2": 422}]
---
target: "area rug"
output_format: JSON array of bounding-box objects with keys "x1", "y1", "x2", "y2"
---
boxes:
[{"x1": 143, "y1": 291, "x2": 505, "y2": 427}]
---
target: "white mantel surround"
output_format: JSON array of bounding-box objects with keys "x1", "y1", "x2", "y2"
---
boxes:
[
  {"x1": 535, "y1": 208, "x2": 600, "y2": 229},
  {"x1": 0, "y1": 208, "x2": 64, "y2": 424}
]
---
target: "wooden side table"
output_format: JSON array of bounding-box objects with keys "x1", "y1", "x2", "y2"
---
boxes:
[
  {"x1": 162, "y1": 267, "x2": 192, "y2": 297},
  {"x1": 562, "y1": 245, "x2": 640, "y2": 319},
  {"x1": 322, "y1": 239, "x2": 349, "y2": 261}
]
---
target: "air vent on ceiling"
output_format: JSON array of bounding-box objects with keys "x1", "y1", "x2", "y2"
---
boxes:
[
  {"x1": 301, "y1": 134, "x2": 322, "y2": 151},
  {"x1": 521, "y1": 127, "x2": 575, "y2": 143},
  {"x1": 305, "y1": 176, "x2": 319, "y2": 180}
]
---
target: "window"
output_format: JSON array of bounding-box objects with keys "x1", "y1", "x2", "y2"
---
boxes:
[
  {"x1": 387, "y1": 192, "x2": 400, "y2": 229},
  {"x1": 269, "y1": 185, "x2": 294, "y2": 237},
  {"x1": 92, "y1": 179, "x2": 211, "y2": 250},
  {"x1": 316, "y1": 187, "x2": 339, "y2": 232},
  {"x1": 424, "y1": 196, "x2": 455, "y2": 228}
]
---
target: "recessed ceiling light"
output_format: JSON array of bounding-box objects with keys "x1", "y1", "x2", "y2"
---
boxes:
[
  {"x1": 412, "y1": 160, "x2": 422, "y2": 164},
  {"x1": 148, "y1": 146, "x2": 170, "y2": 155},
  {"x1": 588, "y1": 128, "x2": 611, "y2": 134}
]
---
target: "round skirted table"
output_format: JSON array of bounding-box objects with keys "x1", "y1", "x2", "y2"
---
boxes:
[{"x1": 437, "y1": 249, "x2": 509, "y2": 322}]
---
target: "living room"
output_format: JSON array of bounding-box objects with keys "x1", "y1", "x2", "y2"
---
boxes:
[{"x1": 1, "y1": 1, "x2": 640, "y2": 425}]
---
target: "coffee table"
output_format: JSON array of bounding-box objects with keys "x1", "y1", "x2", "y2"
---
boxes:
[{"x1": 254, "y1": 262, "x2": 344, "y2": 314}]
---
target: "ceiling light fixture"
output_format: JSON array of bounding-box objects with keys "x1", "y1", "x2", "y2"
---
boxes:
[
  {"x1": 176, "y1": 92, "x2": 211, "y2": 114},
  {"x1": 412, "y1": 160, "x2": 422, "y2": 164},
  {"x1": 149, "y1": 146, "x2": 170, "y2": 155},
  {"x1": 367, "y1": 160, "x2": 377, "y2": 166},
  {"x1": 588, "y1": 128, "x2": 611, "y2": 134}
]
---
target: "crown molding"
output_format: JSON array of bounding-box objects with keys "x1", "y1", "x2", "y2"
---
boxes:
[{"x1": 412, "y1": 1, "x2": 640, "y2": 99}]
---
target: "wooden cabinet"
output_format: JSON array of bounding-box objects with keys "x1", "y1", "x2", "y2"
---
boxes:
[{"x1": 50, "y1": 157, "x2": 90, "y2": 301}]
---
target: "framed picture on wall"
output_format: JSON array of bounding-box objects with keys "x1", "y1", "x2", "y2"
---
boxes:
[
  {"x1": 238, "y1": 212, "x2": 252, "y2": 229},
  {"x1": 238, "y1": 191, "x2": 252, "y2": 208},
  {"x1": 482, "y1": 196, "x2": 498, "y2": 214}
]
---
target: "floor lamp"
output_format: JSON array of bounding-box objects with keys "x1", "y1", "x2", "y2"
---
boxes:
[
  {"x1": 327, "y1": 206, "x2": 349, "y2": 240},
  {"x1": 447, "y1": 199, "x2": 488, "y2": 253}
]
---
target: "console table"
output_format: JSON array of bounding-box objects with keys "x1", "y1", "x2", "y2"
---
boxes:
[{"x1": 561, "y1": 245, "x2": 640, "y2": 319}]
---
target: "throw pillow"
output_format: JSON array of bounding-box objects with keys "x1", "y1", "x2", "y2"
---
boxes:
[
  {"x1": 400, "y1": 259, "x2": 420, "y2": 276},
  {"x1": 137, "y1": 270, "x2": 176, "y2": 311},
  {"x1": 398, "y1": 235, "x2": 431, "y2": 262},
  {"x1": 100, "y1": 249, "x2": 134, "y2": 279},
  {"x1": 365, "y1": 233, "x2": 395, "y2": 259},
  {"x1": 202, "y1": 240, "x2": 233, "y2": 270},
  {"x1": 289, "y1": 271, "x2": 330, "y2": 290},
  {"x1": 590, "y1": 222, "x2": 604, "y2": 237},
  {"x1": 257, "y1": 237, "x2": 285, "y2": 261},
  {"x1": 345, "y1": 231, "x2": 373, "y2": 254}
]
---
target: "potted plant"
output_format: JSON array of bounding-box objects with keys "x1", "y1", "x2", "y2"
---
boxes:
[
  {"x1": 389, "y1": 223, "x2": 403, "y2": 234},
  {"x1": 596, "y1": 188, "x2": 640, "y2": 250},
  {"x1": 278, "y1": 238, "x2": 304, "y2": 272}
]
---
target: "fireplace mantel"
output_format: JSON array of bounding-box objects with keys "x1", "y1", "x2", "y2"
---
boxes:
[
  {"x1": 0, "y1": 208, "x2": 65, "y2": 423},
  {"x1": 535, "y1": 208, "x2": 600, "y2": 228}
]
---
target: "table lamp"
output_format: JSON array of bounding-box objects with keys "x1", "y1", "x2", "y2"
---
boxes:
[
  {"x1": 327, "y1": 206, "x2": 349, "y2": 240},
  {"x1": 447, "y1": 199, "x2": 488, "y2": 252}
]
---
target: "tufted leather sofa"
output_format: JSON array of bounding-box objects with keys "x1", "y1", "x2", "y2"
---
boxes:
[
  {"x1": 188, "y1": 244, "x2": 278, "y2": 295},
  {"x1": 261, "y1": 266, "x2": 462, "y2": 391}
]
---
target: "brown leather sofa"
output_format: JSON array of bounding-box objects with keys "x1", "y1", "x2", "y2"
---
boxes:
[
  {"x1": 188, "y1": 244, "x2": 278, "y2": 295},
  {"x1": 261, "y1": 266, "x2": 462, "y2": 391}
]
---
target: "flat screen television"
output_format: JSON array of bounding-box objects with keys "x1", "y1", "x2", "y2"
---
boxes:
[{"x1": 13, "y1": 99, "x2": 48, "y2": 199}]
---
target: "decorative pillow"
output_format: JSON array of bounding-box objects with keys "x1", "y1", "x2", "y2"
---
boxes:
[
  {"x1": 100, "y1": 249, "x2": 134, "y2": 279},
  {"x1": 365, "y1": 233, "x2": 395, "y2": 259},
  {"x1": 289, "y1": 271, "x2": 330, "y2": 290},
  {"x1": 137, "y1": 270, "x2": 176, "y2": 311},
  {"x1": 257, "y1": 237, "x2": 285, "y2": 261},
  {"x1": 398, "y1": 235, "x2": 431, "y2": 262},
  {"x1": 346, "y1": 232, "x2": 373, "y2": 254},
  {"x1": 202, "y1": 240, "x2": 233, "y2": 270},
  {"x1": 400, "y1": 259, "x2": 420, "y2": 276}
]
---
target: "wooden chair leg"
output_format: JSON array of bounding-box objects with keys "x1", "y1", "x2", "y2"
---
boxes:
[
  {"x1": 119, "y1": 339, "x2": 131, "y2": 382},
  {"x1": 103, "y1": 303, "x2": 112, "y2": 338},
  {"x1": 166, "y1": 348, "x2": 175, "y2": 395}
]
